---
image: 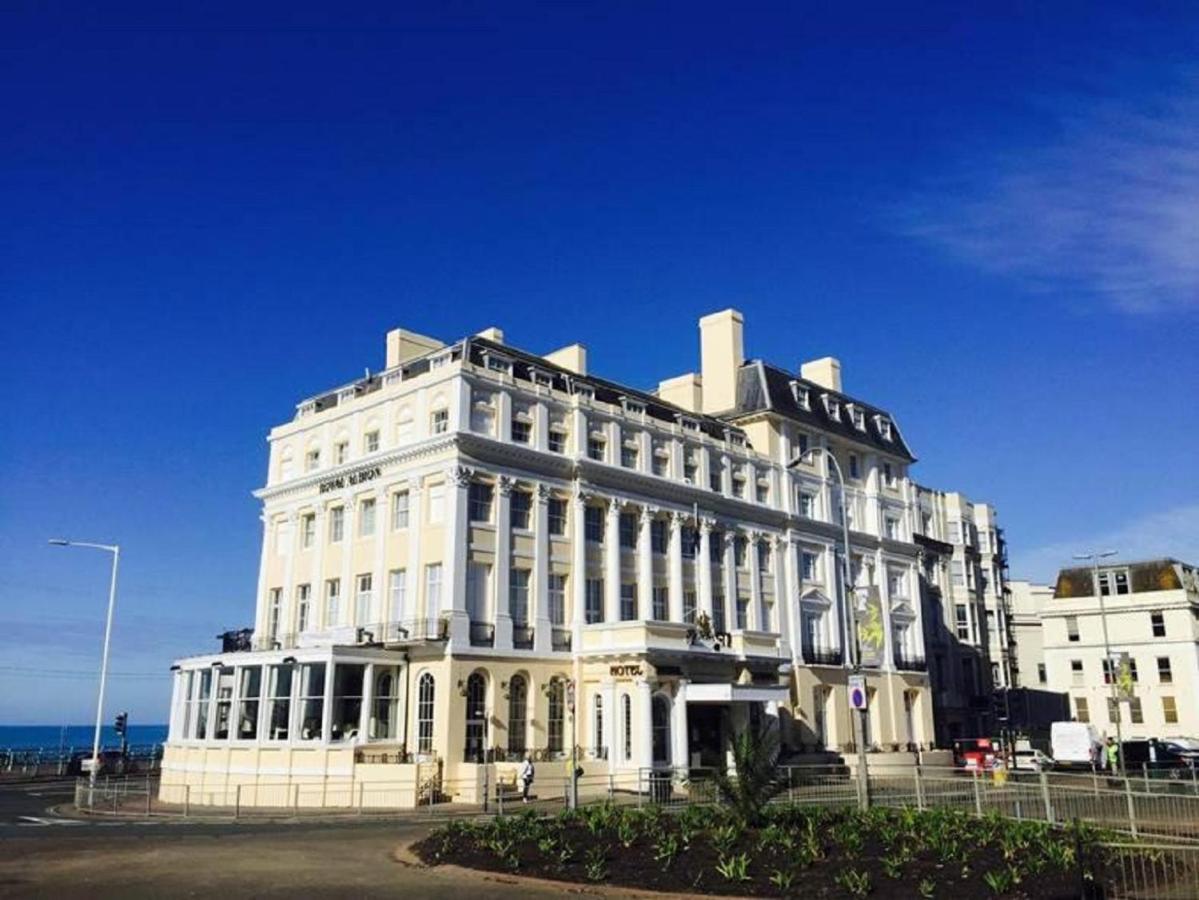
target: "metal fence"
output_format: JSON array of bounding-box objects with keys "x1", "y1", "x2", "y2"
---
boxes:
[
  {"x1": 1095, "y1": 842, "x2": 1199, "y2": 899},
  {"x1": 2, "y1": 744, "x2": 162, "y2": 778},
  {"x1": 74, "y1": 764, "x2": 1199, "y2": 842}
]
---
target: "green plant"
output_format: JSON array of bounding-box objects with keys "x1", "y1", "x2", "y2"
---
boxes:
[
  {"x1": 615, "y1": 817, "x2": 638, "y2": 848},
  {"x1": 834, "y1": 868, "x2": 872, "y2": 897},
  {"x1": 982, "y1": 868, "x2": 1014, "y2": 895},
  {"x1": 584, "y1": 846, "x2": 608, "y2": 882},
  {"x1": 880, "y1": 852, "x2": 906, "y2": 879},
  {"x1": 769, "y1": 868, "x2": 795, "y2": 891},
  {"x1": 709, "y1": 821, "x2": 740, "y2": 855},
  {"x1": 714, "y1": 853, "x2": 751, "y2": 883},
  {"x1": 652, "y1": 833, "x2": 679, "y2": 869},
  {"x1": 917, "y1": 877, "x2": 937, "y2": 898},
  {"x1": 711, "y1": 723, "x2": 785, "y2": 825}
]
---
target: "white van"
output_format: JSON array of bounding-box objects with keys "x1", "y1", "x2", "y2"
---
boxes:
[{"x1": 1051, "y1": 722, "x2": 1102, "y2": 770}]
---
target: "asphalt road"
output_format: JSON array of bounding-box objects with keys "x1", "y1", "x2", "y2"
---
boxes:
[{"x1": 0, "y1": 782, "x2": 604, "y2": 899}]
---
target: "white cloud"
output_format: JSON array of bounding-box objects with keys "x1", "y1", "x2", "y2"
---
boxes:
[
  {"x1": 1011, "y1": 503, "x2": 1199, "y2": 584},
  {"x1": 897, "y1": 75, "x2": 1199, "y2": 313}
]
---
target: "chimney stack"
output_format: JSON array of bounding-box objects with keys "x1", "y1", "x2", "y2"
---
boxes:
[
  {"x1": 699, "y1": 309, "x2": 744, "y2": 414},
  {"x1": 800, "y1": 356, "x2": 842, "y2": 393}
]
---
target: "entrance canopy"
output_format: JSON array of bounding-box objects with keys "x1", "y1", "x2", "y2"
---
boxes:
[{"x1": 683, "y1": 683, "x2": 789, "y2": 704}]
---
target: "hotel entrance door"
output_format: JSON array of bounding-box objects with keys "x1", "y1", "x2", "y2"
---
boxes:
[{"x1": 687, "y1": 705, "x2": 726, "y2": 769}]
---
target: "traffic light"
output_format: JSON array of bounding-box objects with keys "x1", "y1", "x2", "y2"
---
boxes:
[{"x1": 114, "y1": 712, "x2": 128, "y2": 736}]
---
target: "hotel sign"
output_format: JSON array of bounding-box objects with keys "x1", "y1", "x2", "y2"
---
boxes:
[
  {"x1": 319, "y1": 466, "x2": 382, "y2": 494},
  {"x1": 609, "y1": 664, "x2": 643, "y2": 679}
]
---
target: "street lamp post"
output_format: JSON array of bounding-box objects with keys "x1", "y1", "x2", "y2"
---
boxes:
[
  {"x1": 1075, "y1": 550, "x2": 1121, "y2": 775},
  {"x1": 49, "y1": 539, "x2": 121, "y2": 804},
  {"x1": 786, "y1": 448, "x2": 870, "y2": 809}
]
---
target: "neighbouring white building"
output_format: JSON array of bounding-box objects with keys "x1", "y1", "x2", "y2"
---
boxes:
[{"x1": 1041, "y1": 559, "x2": 1199, "y2": 741}]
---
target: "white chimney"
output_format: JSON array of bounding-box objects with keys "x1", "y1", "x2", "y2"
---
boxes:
[
  {"x1": 699, "y1": 309, "x2": 744, "y2": 414},
  {"x1": 800, "y1": 356, "x2": 842, "y2": 393}
]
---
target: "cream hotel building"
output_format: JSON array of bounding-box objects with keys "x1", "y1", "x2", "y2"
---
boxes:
[{"x1": 162, "y1": 310, "x2": 939, "y2": 807}]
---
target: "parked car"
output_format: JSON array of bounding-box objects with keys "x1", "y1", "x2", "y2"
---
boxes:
[
  {"x1": 954, "y1": 737, "x2": 999, "y2": 771},
  {"x1": 1123, "y1": 739, "x2": 1193, "y2": 778},
  {"x1": 1012, "y1": 748, "x2": 1054, "y2": 771},
  {"x1": 77, "y1": 750, "x2": 135, "y2": 776}
]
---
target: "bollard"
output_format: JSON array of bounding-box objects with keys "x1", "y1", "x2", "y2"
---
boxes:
[
  {"x1": 294, "y1": 782, "x2": 301, "y2": 817},
  {"x1": 358, "y1": 781, "x2": 365, "y2": 816},
  {"x1": 1039, "y1": 770, "x2": 1054, "y2": 825},
  {"x1": 1123, "y1": 776, "x2": 1139, "y2": 838}
]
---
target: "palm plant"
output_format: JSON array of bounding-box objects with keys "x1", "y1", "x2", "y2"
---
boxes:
[{"x1": 711, "y1": 721, "x2": 784, "y2": 826}]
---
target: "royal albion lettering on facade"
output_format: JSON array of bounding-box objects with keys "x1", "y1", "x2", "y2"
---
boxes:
[{"x1": 319, "y1": 466, "x2": 382, "y2": 494}]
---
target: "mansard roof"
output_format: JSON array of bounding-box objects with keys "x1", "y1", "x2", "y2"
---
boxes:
[{"x1": 734, "y1": 360, "x2": 916, "y2": 461}]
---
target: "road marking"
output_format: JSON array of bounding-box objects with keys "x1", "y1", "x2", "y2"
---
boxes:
[{"x1": 17, "y1": 816, "x2": 85, "y2": 826}]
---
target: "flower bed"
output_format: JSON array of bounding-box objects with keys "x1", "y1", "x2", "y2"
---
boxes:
[{"x1": 414, "y1": 803, "x2": 1121, "y2": 898}]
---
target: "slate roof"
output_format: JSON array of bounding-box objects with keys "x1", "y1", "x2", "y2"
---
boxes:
[{"x1": 734, "y1": 361, "x2": 916, "y2": 461}]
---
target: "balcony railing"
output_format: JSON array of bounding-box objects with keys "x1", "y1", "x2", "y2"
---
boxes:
[
  {"x1": 383, "y1": 618, "x2": 448, "y2": 643},
  {"x1": 512, "y1": 625, "x2": 535, "y2": 650},
  {"x1": 803, "y1": 647, "x2": 844, "y2": 666},
  {"x1": 219, "y1": 629, "x2": 254, "y2": 653},
  {"x1": 551, "y1": 627, "x2": 572, "y2": 652},
  {"x1": 893, "y1": 651, "x2": 928, "y2": 672},
  {"x1": 354, "y1": 747, "x2": 417, "y2": 765},
  {"x1": 469, "y1": 622, "x2": 495, "y2": 647}
]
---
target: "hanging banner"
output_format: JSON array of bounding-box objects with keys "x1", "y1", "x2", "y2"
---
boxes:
[
  {"x1": 1114, "y1": 652, "x2": 1136, "y2": 701},
  {"x1": 855, "y1": 585, "x2": 886, "y2": 669}
]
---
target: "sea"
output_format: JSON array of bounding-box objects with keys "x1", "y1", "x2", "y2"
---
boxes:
[{"x1": 0, "y1": 724, "x2": 168, "y2": 751}]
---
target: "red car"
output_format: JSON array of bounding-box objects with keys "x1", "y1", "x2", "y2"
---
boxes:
[{"x1": 954, "y1": 738, "x2": 998, "y2": 771}]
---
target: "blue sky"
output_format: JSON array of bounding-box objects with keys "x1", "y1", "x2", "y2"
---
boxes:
[{"x1": 2, "y1": 2, "x2": 1197, "y2": 725}]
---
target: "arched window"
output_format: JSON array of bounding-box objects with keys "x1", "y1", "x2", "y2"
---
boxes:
[
  {"x1": 622, "y1": 693, "x2": 632, "y2": 761},
  {"x1": 417, "y1": 673, "x2": 435, "y2": 753},
  {"x1": 547, "y1": 678, "x2": 565, "y2": 754},
  {"x1": 507, "y1": 674, "x2": 528, "y2": 755},
  {"x1": 464, "y1": 672, "x2": 487, "y2": 762},
  {"x1": 593, "y1": 694, "x2": 604, "y2": 755},
  {"x1": 652, "y1": 695, "x2": 671, "y2": 765},
  {"x1": 396, "y1": 407, "x2": 415, "y2": 444}
]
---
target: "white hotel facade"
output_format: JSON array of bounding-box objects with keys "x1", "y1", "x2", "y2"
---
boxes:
[{"x1": 162, "y1": 311, "x2": 938, "y2": 807}]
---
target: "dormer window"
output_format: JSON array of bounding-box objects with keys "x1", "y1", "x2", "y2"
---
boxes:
[
  {"x1": 875, "y1": 415, "x2": 894, "y2": 441},
  {"x1": 848, "y1": 404, "x2": 866, "y2": 431},
  {"x1": 677, "y1": 415, "x2": 700, "y2": 432},
  {"x1": 823, "y1": 395, "x2": 841, "y2": 421},
  {"x1": 511, "y1": 408, "x2": 532, "y2": 444},
  {"x1": 621, "y1": 397, "x2": 645, "y2": 417},
  {"x1": 569, "y1": 379, "x2": 594, "y2": 401},
  {"x1": 528, "y1": 367, "x2": 553, "y2": 388},
  {"x1": 484, "y1": 353, "x2": 511, "y2": 374},
  {"x1": 651, "y1": 445, "x2": 670, "y2": 477},
  {"x1": 790, "y1": 381, "x2": 811, "y2": 410}
]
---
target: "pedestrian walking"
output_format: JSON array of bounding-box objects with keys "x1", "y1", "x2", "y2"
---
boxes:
[
  {"x1": 519, "y1": 756, "x2": 535, "y2": 803},
  {"x1": 1105, "y1": 737, "x2": 1119, "y2": 773}
]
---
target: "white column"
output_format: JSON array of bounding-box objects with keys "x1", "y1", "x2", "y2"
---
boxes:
[
  {"x1": 321, "y1": 660, "x2": 336, "y2": 743},
  {"x1": 636, "y1": 678, "x2": 653, "y2": 772},
  {"x1": 572, "y1": 485, "x2": 589, "y2": 634},
  {"x1": 533, "y1": 399, "x2": 549, "y2": 450},
  {"x1": 444, "y1": 465, "x2": 472, "y2": 645},
  {"x1": 878, "y1": 549, "x2": 895, "y2": 672},
  {"x1": 281, "y1": 511, "x2": 298, "y2": 640},
  {"x1": 637, "y1": 506, "x2": 655, "y2": 620},
  {"x1": 533, "y1": 483, "x2": 552, "y2": 652},
  {"x1": 604, "y1": 497, "x2": 622, "y2": 623},
  {"x1": 339, "y1": 500, "x2": 355, "y2": 630},
  {"x1": 722, "y1": 531, "x2": 737, "y2": 632},
  {"x1": 371, "y1": 487, "x2": 387, "y2": 628},
  {"x1": 359, "y1": 662, "x2": 375, "y2": 741},
  {"x1": 671, "y1": 681, "x2": 689, "y2": 769},
  {"x1": 698, "y1": 518, "x2": 714, "y2": 623},
  {"x1": 668, "y1": 511, "x2": 685, "y2": 622},
  {"x1": 777, "y1": 534, "x2": 794, "y2": 656},
  {"x1": 494, "y1": 476, "x2": 514, "y2": 650},
  {"x1": 167, "y1": 671, "x2": 183, "y2": 741},
  {"x1": 310, "y1": 507, "x2": 326, "y2": 627},
  {"x1": 602, "y1": 679, "x2": 617, "y2": 774},
  {"x1": 402, "y1": 482, "x2": 422, "y2": 626},
  {"x1": 747, "y1": 532, "x2": 762, "y2": 631},
  {"x1": 254, "y1": 514, "x2": 270, "y2": 637}
]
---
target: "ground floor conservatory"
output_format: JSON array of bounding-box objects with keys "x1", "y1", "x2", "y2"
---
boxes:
[{"x1": 160, "y1": 639, "x2": 933, "y2": 810}]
